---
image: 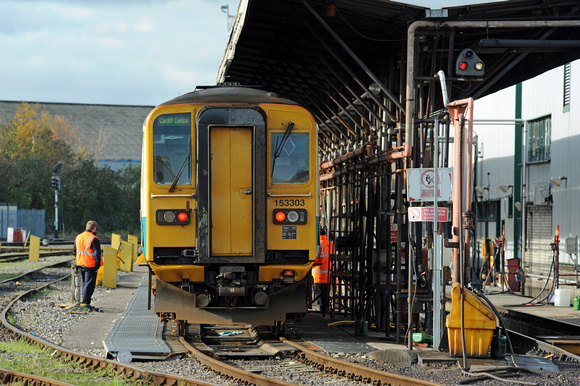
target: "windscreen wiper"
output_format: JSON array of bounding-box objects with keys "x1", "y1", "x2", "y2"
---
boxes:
[
  {"x1": 169, "y1": 155, "x2": 190, "y2": 192},
  {"x1": 271, "y1": 121, "x2": 295, "y2": 177}
]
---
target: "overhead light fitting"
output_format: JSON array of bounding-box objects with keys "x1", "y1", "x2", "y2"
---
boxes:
[
  {"x1": 368, "y1": 83, "x2": 381, "y2": 94},
  {"x1": 550, "y1": 176, "x2": 567, "y2": 187},
  {"x1": 475, "y1": 186, "x2": 488, "y2": 195},
  {"x1": 499, "y1": 184, "x2": 513, "y2": 193}
]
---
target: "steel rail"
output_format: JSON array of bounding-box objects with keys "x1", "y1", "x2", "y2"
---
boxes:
[
  {"x1": 0, "y1": 250, "x2": 73, "y2": 263},
  {"x1": 0, "y1": 258, "x2": 74, "y2": 284},
  {"x1": 178, "y1": 336, "x2": 294, "y2": 386},
  {"x1": 507, "y1": 329, "x2": 580, "y2": 362},
  {"x1": 280, "y1": 338, "x2": 440, "y2": 386},
  {"x1": 1, "y1": 277, "x2": 217, "y2": 386},
  {"x1": 0, "y1": 367, "x2": 75, "y2": 385}
]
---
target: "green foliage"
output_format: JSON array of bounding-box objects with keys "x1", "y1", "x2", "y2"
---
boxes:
[
  {"x1": 0, "y1": 339, "x2": 140, "y2": 385},
  {"x1": 62, "y1": 161, "x2": 141, "y2": 235},
  {"x1": 0, "y1": 103, "x2": 141, "y2": 238}
]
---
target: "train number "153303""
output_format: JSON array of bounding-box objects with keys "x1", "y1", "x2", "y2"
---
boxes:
[{"x1": 274, "y1": 199, "x2": 305, "y2": 207}]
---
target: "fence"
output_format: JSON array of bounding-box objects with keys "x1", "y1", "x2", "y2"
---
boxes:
[{"x1": 1, "y1": 204, "x2": 46, "y2": 240}]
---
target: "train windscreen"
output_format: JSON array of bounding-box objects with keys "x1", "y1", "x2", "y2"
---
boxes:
[
  {"x1": 271, "y1": 132, "x2": 309, "y2": 184},
  {"x1": 152, "y1": 113, "x2": 192, "y2": 186}
]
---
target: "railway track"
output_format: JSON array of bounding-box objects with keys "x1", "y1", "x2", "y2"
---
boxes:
[
  {"x1": 494, "y1": 305, "x2": 580, "y2": 361},
  {"x1": 0, "y1": 258, "x2": 73, "y2": 286},
  {"x1": 0, "y1": 250, "x2": 73, "y2": 263},
  {"x1": 0, "y1": 367, "x2": 76, "y2": 386},
  {"x1": 2, "y1": 264, "x2": 579, "y2": 385},
  {"x1": 1, "y1": 274, "x2": 440, "y2": 385},
  {"x1": 179, "y1": 324, "x2": 439, "y2": 385},
  {"x1": 181, "y1": 323, "x2": 440, "y2": 385},
  {"x1": 1, "y1": 277, "x2": 217, "y2": 385}
]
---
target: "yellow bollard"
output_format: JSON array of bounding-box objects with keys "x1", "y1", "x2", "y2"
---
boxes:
[
  {"x1": 111, "y1": 233, "x2": 121, "y2": 268},
  {"x1": 101, "y1": 246, "x2": 117, "y2": 288},
  {"x1": 28, "y1": 236, "x2": 40, "y2": 262},
  {"x1": 118, "y1": 241, "x2": 134, "y2": 273},
  {"x1": 127, "y1": 235, "x2": 139, "y2": 266}
]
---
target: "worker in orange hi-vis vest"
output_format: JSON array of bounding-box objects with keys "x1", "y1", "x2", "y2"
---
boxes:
[
  {"x1": 312, "y1": 228, "x2": 333, "y2": 317},
  {"x1": 73, "y1": 220, "x2": 102, "y2": 311}
]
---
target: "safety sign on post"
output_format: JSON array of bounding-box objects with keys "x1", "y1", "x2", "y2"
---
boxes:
[
  {"x1": 407, "y1": 168, "x2": 453, "y2": 202},
  {"x1": 408, "y1": 207, "x2": 449, "y2": 222}
]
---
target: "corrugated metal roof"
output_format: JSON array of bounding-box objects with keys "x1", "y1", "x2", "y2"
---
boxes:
[
  {"x1": 0, "y1": 101, "x2": 153, "y2": 164},
  {"x1": 218, "y1": 0, "x2": 580, "y2": 145}
]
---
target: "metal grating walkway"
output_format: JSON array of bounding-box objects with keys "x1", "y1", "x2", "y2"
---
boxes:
[
  {"x1": 288, "y1": 315, "x2": 376, "y2": 354},
  {"x1": 103, "y1": 276, "x2": 171, "y2": 360}
]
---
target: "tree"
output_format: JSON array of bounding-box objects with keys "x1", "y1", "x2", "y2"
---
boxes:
[
  {"x1": 0, "y1": 103, "x2": 77, "y2": 209},
  {"x1": 8, "y1": 102, "x2": 79, "y2": 164},
  {"x1": 0, "y1": 102, "x2": 141, "y2": 238}
]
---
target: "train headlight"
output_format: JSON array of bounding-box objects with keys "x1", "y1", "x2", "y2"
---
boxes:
[
  {"x1": 163, "y1": 211, "x2": 176, "y2": 223},
  {"x1": 273, "y1": 209, "x2": 307, "y2": 224},
  {"x1": 156, "y1": 209, "x2": 190, "y2": 225},
  {"x1": 287, "y1": 210, "x2": 299, "y2": 222}
]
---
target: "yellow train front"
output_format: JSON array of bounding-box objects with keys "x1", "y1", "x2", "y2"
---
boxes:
[{"x1": 141, "y1": 86, "x2": 319, "y2": 327}]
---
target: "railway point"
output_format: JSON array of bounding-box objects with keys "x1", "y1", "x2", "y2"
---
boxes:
[{"x1": 54, "y1": 261, "x2": 579, "y2": 371}]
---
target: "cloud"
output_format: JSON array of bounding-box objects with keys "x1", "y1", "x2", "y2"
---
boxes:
[{"x1": 0, "y1": 0, "x2": 237, "y2": 105}]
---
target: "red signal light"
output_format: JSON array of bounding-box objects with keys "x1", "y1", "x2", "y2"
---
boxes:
[
  {"x1": 177, "y1": 212, "x2": 188, "y2": 222},
  {"x1": 459, "y1": 62, "x2": 468, "y2": 70},
  {"x1": 275, "y1": 211, "x2": 286, "y2": 222}
]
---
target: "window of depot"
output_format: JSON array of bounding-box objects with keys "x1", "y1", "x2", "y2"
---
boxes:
[
  {"x1": 563, "y1": 63, "x2": 571, "y2": 113},
  {"x1": 527, "y1": 115, "x2": 551, "y2": 163}
]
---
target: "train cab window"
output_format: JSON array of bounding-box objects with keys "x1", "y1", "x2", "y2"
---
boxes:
[
  {"x1": 153, "y1": 113, "x2": 192, "y2": 185},
  {"x1": 271, "y1": 132, "x2": 309, "y2": 184}
]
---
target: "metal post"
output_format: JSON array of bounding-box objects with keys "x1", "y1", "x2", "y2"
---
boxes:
[
  {"x1": 71, "y1": 264, "x2": 82, "y2": 306},
  {"x1": 54, "y1": 189, "x2": 59, "y2": 239},
  {"x1": 433, "y1": 117, "x2": 442, "y2": 350}
]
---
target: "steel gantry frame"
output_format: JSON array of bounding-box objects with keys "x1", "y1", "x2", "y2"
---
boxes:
[{"x1": 220, "y1": 0, "x2": 580, "y2": 346}]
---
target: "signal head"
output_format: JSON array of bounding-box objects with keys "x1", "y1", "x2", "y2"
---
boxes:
[{"x1": 455, "y1": 48, "x2": 485, "y2": 77}]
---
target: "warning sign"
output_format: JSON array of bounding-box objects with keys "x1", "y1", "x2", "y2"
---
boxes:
[
  {"x1": 408, "y1": 207, "x2": 449, "y2": 222},
  {"x1": 407, "y1": 168, "x2": 453, "y2": 202}
]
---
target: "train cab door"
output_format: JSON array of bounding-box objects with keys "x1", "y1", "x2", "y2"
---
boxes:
[
  {"x1": 197, "y1": 108, "x2": 266, "y2": 264},
  {"x1": 210, "y1": 127, "x2": 253, "y2": 257}
]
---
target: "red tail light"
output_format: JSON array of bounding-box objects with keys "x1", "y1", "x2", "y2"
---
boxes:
[
  {"x1": 273, "y1": 209, "x2": 307, "y2": 224},
  {"x1": 275, "y1": 211, "x2": 286, "y2": 222},
  {"x1": 156, "y1": 209, "x2": 190, "y2": 225}
]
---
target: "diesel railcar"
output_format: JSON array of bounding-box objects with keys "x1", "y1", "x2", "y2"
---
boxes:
[{"x1": 141, "y1": 85, "x2": 319, "y2": 328}]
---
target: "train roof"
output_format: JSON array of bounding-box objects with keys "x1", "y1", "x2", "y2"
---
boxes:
[{"x1": 158, "y1": 86, "x2": 300, "y2": 107}]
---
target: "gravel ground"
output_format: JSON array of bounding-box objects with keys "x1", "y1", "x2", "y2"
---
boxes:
[
  {"x1": 2, "y1": 260, "x2": 580, "y2": 385},
  {"x1": 0, "y1": 255, "x2": 73, "y2": 274}
]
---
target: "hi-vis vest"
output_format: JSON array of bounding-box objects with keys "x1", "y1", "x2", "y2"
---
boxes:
[
  {"x1": 76, "y1": 231, "x2": 99, "y2": 268},
  {"x1": 312, "y1": 235, "x2": 332, "y2": 284}
]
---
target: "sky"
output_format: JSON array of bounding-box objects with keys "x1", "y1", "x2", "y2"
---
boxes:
[{"x1": 0, "y1": 0, "x2": 498, "y2": 106}]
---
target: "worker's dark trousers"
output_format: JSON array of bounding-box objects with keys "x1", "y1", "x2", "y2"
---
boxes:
[
  {"x1": 81, "y1": 266, "x2": 98, "y2": 305},
  {"x1": 314, "y1": 282, "x2": 329, "y2": 316}
]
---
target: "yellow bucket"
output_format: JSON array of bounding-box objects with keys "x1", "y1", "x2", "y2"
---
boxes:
[
  {"x1": 446, "y1": 283, "x2": 497, "y2": 357},
  {"x1": 96, "y1": 266, "x2": 104, "y2": 286}
]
